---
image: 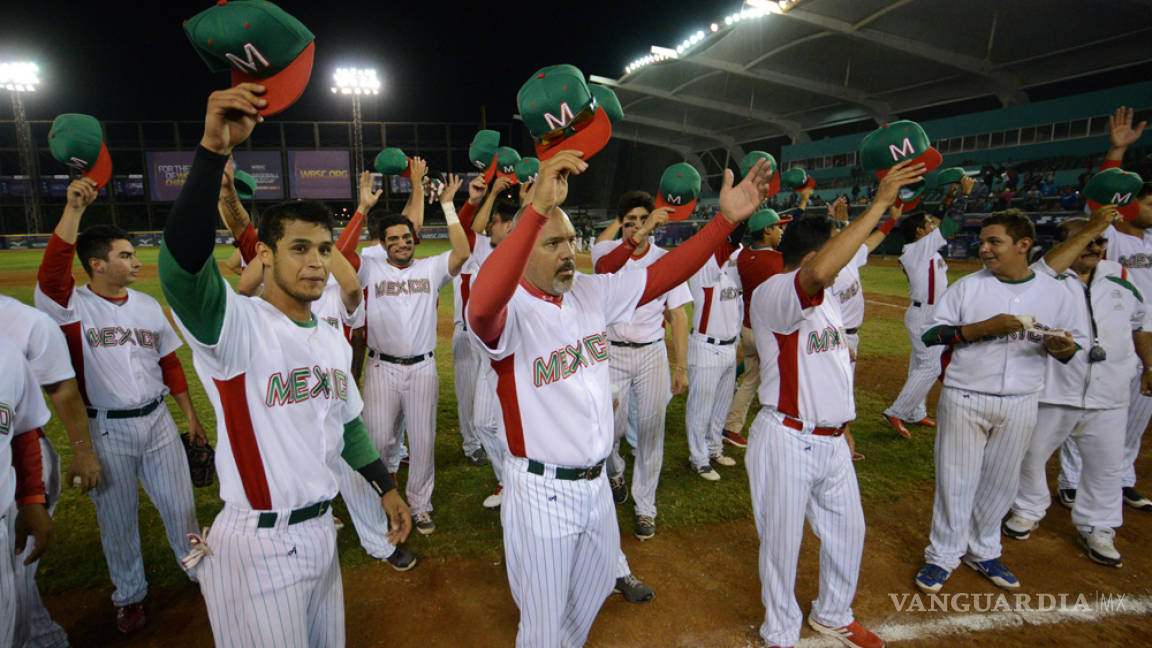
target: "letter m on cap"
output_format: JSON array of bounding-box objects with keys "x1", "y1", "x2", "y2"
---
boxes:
[
  {"x1": 665, "y1": 193, "x2": 683, "y2": 204},
  {"x1": 888, "y1": 137, "x2": 916, "y2": 161},
  {"x1": 225, "y1": 42, "x2": 271, "y2": 74},
  {"x1": 543, "y1": 102, "x2": 575, "y2": 131},
  {"x1": 1113, "y1": 192, "x2": 1133, "y2": 204}
]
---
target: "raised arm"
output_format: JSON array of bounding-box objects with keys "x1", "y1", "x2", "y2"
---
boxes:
[
  {"x1": 466, "y1": 175, "x2": 488, "y2": 236},
  {"x1": 863, "y1": 204, "x2": 900, "y2": 253},
  {"x1": 38, "y1": 178, "x2": 98, "y2": 305},
  {"x1": 597, "y1": 219, "x2": 622, "y2": 243},
  {"x1": 473, "y1": 176, "x2": 513, "y2": 237},
  {"x1": 330, "y1": 237, "x2": 363, "y2": 314},
  {"x1": 338, "y1": 170, "x2": 382, "y2": 271},
  {"x1": 217, "y1": 158, "x2": 255, "y2": 262},
  {"x1": 594, "y1": 207, "x2": 671, "y2": 274},
  {"x1": 938, "y1": 175, "x2": 973, "y2": 238},
  {"x1": 1043, "y1": 205, "x2": 1121, "y2": 274},
  {"x1": 401, "y1": 157, "x2": 427, "y2": 234},
  {"x1": 441, "y1": 173, "x2": 472, "y2": 276}
]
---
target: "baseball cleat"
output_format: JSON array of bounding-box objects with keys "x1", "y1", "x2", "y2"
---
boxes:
[
  {"x1": 881, "y1": 414, "x2": 912, "y2": 439},
  {"x1": 912, "y1": 417, "x2": 937, "y2": 428},
  {"x1": 807, "y1": 618, "x2": 885, "y2": 648},
  {"x1": 483, "y1": 485, "x2": 503, "y2": 509},
  {"x1": 1122, "y1": 487, "x2": 1152, "y2": 512},
  {"x1": 385, "y1": 546, "x2": 418, "y2": 572},
  {"x1": 710, "y1": 452, "x2": 737, "y2": 467},
  {"x1": 610, "y1": 475, "x2": 628, "y2": 504},
  {"x1": 721, "y1": 429, "x2": 748, "y2": 448},
  {"x1": 914, "y1": 563, "x2": 950, "y2": 593},
  {"x1": 333, "y1": 516, "x2": 345, "y2": 532},
  {"x1": 613, "y1": 573, "x2": 655, "y2": 603},
  {"x1": 115, "y1": 602, "x2": 146, "y2": 634},
  {"x1": 693, "y1": 463, "x2": 720, "y2": 481},
  {"x1": 963, "y1": 557, "x2": 1020, "y2": 589},
  {"x1": 1057, "y1": 488, "x2": 1076, "y2": 509},
  {"x1": 634, "y1": 515, "x2": 656, "y2": 541},
  {"x1": 1078, "y1": 528, "x2": 1122, "y2": 568},
  {"x1": 465, "y1": 447, "x2": 490, "y2": 466},
  {"x1": 1001, "y1": 514, "x2": 1039, "y2": 540},
  {"x1": 413, "y1": 512, "x2": 436, "y2": 535}
]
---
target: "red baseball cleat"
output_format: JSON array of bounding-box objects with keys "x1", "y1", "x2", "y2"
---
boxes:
[
  {"x1": 722, "y1": 429, "x2": 748, "y2": 448},
  {"x1": 808, "y1": 618, "x2": 884, "y2": 648},
  {"x1": 881, "y1": 414, "x2": 912, "y2": 439},
  {"x1": 116, "y1": 602, "x2": 146, "y2": 634},
  {"x1": 913, "y1": 417, "x2": 937, "y2": 428}
]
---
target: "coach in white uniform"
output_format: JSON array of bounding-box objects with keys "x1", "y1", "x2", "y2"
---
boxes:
[
  {"x1": 1004, "y1": 207, "x2": 1151, "y2": 568},
  {"x1": 915, "y1": 209, "x2": 1082, "y2": 594}
]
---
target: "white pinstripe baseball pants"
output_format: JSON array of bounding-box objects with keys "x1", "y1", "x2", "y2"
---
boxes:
[
  {"x1": 472, "y1": 363, "x2": 506, "y2": 485},
  {"x1": 361, "y1": 355, "x2": 438, "y2": 516},
  {"x1": 1059, "y1": 373, "x2": 1152, "y2": 490},
  {"x1": 87, "y1": 404, "x2": 199, "y2": 607},
  {"x1": 685, "y1": 335, "x2": 738, "y2": 468},
  {"x1": 0, "y1": 510, "x2": 15, "y2": 648},
  {"x1": 724, "y1": 327, "x2": 760, "y2": 434},
  {"x1": 925, "y1": 387, "x2": 1038, "y2": 570},
  {"x1": 1013, "y1": 404, "x2": 1125, "y2": 532},
  {"x1": 334, "y1": 460, "x2": 397, "y2": 560},
  {"x1": 502, "y1": 456, "x2": 618, "y2": 648},
  {"x1": 746, "y1": 411, "x2": 865, "y2": 648},
  {"x1": 607, "y1": 343, "x2": 671, "y2": 519},
  {"x1": 885, "y1": 305, "x2": 943, "y2": 422},
  {"x1": 452, "y1": 324, "x2": 483, "y2": 455},
  {"x1": 10, "y1": 437, "x2": 69, "y2": 648},
  {"x1": 198, "y1": 504, "x2": 344, "y2": 648}
]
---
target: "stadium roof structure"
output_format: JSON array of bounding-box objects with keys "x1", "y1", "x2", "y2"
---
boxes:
[{"x1": 590, "y1": 0, "x2": 1152, "y2": 168}]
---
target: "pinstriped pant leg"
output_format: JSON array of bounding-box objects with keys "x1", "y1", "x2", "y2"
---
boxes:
[
  {"x1": 925, "y1": 387, "x2": 990, "y2": 571},
  {"x1": 606, "y1": 351, "x2": 632, "y2": 481},
  {"x1": 967, "y1": 392, "x2": 1038, "y2": 563},
  {"x1": 1057, "y1": 438, "x2": 1083, "y2": 491},
  {"x1": 1, "y1": 514, "x2": 15, "y2": 648},
  {"x1": 138, "y1": 409, "x2": 198, "y2": 568},
  {"x1": 631, "y1": 344, "x2": 669, "y2": 519},
  {"x1": 472, "y1": 368, "x2": 505, "y2": 484},
  {"x1": 306, "y1": 514, "x2": 344, "y2": 648},
  {"x1": 361, "y1": 360, "x2": 403, "y2": 472},
  {"x1": 686, "y1": 338, "x2": 725, "y2": 468},
  {"x1": 560, "y1": 477, "x2": 617, "y2": 647},
  {"x1": 335, "y1": 459, "x2": 396, "y2": 559},
  {"x1": 13, "y1": 439, "x2": 69, "y2": 648},
  {"x1": 400, "y1": 358, "x2": 438, "y2": 516},
  {"x1": 709, "y1": 348, "x2": 739, "y2": 458},
  {"x1": 885, "y1": 306, "x2": 943, "y2": 422},
  {"x1": 1122, "y1": 375, "x2": 1152, "y2": 488},
  {"x1": 807, "y1": 436, "x2": 865, "y2": 629},
  {"x1": 87, "y1": 417, "x2": 148, "y2": 607},
  {"x1": 452, "y1": 327, "x2": 481, "y2": 454}
]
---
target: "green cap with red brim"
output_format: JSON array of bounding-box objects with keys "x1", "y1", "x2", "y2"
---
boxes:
[
  {"x1": 469, "y1": 130, "x2": 500, "y2": 183},
  {"x1": 495, "y1": 146, "x2": 522, "y2": 184},
  {"x1": 1085, "y1": 168, "x2": 1145, "y2": 221},
  {"x1": 514, "y1": 157, "x2": 540, "y2": 183},
  {"x1": 653, "y1": 162, "x2": 701, "y2": 222},
  {"x1": 48, "y1": 114, "x2": 112, "y2": 190},
  {"x1": 590, "y1": 84, "x2": 624, "y2": 124},
  {"x1": 233, "y1": 169, "x2": 256, "y2": 199},
  {"x1": 859, "y1": 120, "x2": 941, "y2": 208},
  {"x1": 739, "y1": 151, "x2": 780, "y2": 197},
  {"x1": 518, "y1": 64, "x2": 613, "y2": 161},
  {"x1": 374, "y1": 148, "x2": 411, "y2": 177},
  {"x1": 931, "y1": 167, "x2": 966, "y2": 189},
  {"x1": 780, "y1": 167, "x2": 815, "y2": 192},
  {"x1": 748, "y1": 208, "x2": 791, "y2": 233},
  {"x1": 184, "y1": 0, "x2": 315, "y2": 116}
]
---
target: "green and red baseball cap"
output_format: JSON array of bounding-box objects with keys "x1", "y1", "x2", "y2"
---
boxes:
[
  {"x1": 1085, "y1": 168, "x2": 1145, "y2": 221},
  {"x1": 739, "y1": 151, "x2": 780, "y2": 197},
  {"x1": 495, "y1": 146, "x2": 522, "y2": 184},
  {"x1": 469, "y1": 130, "x2": 500, "y2": 183},
  {"x1": 859, "y1": 120, "x2": 941, "y2": 209},
  {"x1": 184, "y1": 0, "x2": 315, "y2": 116},
  {"x1": 653, "y1": 162, "x2": 701, "y2": 222},
  {"x1": 374, "y1": 148, "x2": 411, "y2": 177},
  {"x1": 518, "y1": 64, "x2": 613, "y2": 161},
  {"x1": 748, "y1": 208, "x2": 791, "y2": 233},
  {"x1": 514, "y1": 157, "x2": 540, "y2": 183},
  {"x1": 48, "y1": 114, "x2": 112, "y2": 190},
  {"x1": 233, "y1": 169, "x2": 257, "y2": 199},
  {"x1": 780, "y1": 167, "x2": 814, "y2": 192},
  {"x1": 931, "y1": 166, "x2": 967, "y2": 189},
  {"x1": 590, "y1": 84, "x2": 624, "y2": 124}
]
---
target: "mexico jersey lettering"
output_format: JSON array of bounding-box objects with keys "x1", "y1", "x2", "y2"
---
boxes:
[
  {"x1": 898, "y1": 227, "x2": 949, "y2": 305},
  {"x1": 453, "y1": 235, "x2": 493, "y2": 325},
  {"x1": 466, "y1": 271, "x2": 645, "y2": 467},
  {"x1": 0, "y1": 294, "x2": 75, "y2": 386},
  {"x1": 688, "y1": 252, "x2": 742, "y2": 339},
  {"x1": 929, "y1": 269, "x2": 1083, "y2": 395},
  {"x1": 0, "y1": 336, "x2": 52, "y2": 509},
  {"x1": 830, "y1": 244, "x2": 869, "y2": 329},
  {"x1": 33, "y1": 284, "x2": 182, "y2": 409},
  {"x1": 312, "y1": 276, "x2": 364, "y2": 338},
  {"x1": 172, "y1": 286, "x2": 363, "y2": 511},
  {"x1": 1103, "y1": 225, "x2": 1152, "y2": 297},
  {"x1": 737, "y1": 246, "x2": 784, "y2": 328},
  {"x1": 359, "y1": 249, "x2": 452, "y2": 356},
  {"x1": 750, "y1": 270, "x2": 855, "y2": 426},
  {"x1": 590, "y1": 241, "x2": 691, "y2": 343}
]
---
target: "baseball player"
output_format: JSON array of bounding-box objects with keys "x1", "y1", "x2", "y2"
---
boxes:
[
  {"x1": 915, "y1": 209, "x2": 1082, "y2": 594},
  {"x1": 351, "y1": 172, "x2": 472, "y2": 535},
  {"x1": 1, "y1": 337, "x2": 56, "y2": 648},
  {"x1": 1003, "y1": 206, "x2": 1150, "y2": 567},
  {"x1": 882, "y1": 174, "x2": 972, "y2": 437},
  {"x1": 1, "y1": 292, "x2": 102, "y2": 647},
  {"x1": 744, "y1": 162, "x2": 922, "y2": 648},
  {"x1": 158, "y1": 85, "x2": 411, "y2": 647},
  {"x1": 34, "y1": 178, "x2": 204, "y2": 634},
  {"x1": 466, "y1": 147, "x2": 774, "y2": 647},
  {"x1": 591, "y1": 192, "x2": 691, "y2": 540}
]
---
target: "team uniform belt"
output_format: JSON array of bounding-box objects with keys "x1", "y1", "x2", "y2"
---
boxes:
[
  {"x1": 844, "y1": 327, "x2": 860, "y2": 335},
  {"x1": 781, "y1": 414, "x2": 847, "y2": 437},
  {"x1": 256, "y1": 500, "x2": 331, "y2": 529},
  {"x1": 86, "y1": 397, "x2": 163, "y2": 420},
  {"x1": 527, "y1": 459, "x2": 605, "y2": 481},
  {"x1": 609, "y1": 339, "x2": 658, "y2": 348},
  {"x1": 367, "y1": 349, "x2": 434, "y2": 365},
  {"x1": 911, "y1": 301, "x2": 922, "y2": 307},
  {"x1": 701, "y1": 334, "x2": 738, "y2": 346}
]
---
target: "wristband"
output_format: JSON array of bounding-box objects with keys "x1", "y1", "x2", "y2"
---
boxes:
[{"x1": 442, "y1": 201, "x2": 459, "y2": 226}]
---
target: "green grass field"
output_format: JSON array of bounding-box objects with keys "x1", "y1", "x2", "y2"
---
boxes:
[{"x1": 0, "y1": 244, "x2": 969, "y2": 597}]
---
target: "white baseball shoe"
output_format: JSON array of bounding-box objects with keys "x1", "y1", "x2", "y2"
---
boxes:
[
  {"x1": 483, "y1": 485, "x2": 503, "y2": 509},
  {"x1": 1001, "y1": 514, "x2": 1039, "y2": 540},
  {"x1": 1078, "y1": 527, "x2": 1122, "y2": 567},
  {"x1": 710, "y1": 452, "x2": 737, "y2": 467},
  {"x1": 692, "y1": 464, "x2": 720, "y2": 481}
]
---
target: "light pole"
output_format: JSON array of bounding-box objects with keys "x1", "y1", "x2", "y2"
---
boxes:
[
  {"x1": 1, "y1": 61, "x2": 42, "y2": 234},
  {"x1": 331, "y1": 67, "x2": 380, "y2": 175}
]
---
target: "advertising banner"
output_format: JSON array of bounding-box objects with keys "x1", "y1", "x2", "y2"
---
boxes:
[
  {"x1": 289, "y1": 150, "x2": 351, "y2": 199},
  {"x1": 147, "y1": 151, "x2": 194, "y2": 201},
  {"x1": 233, "y1": 151, "x2": 284, "y2": 199}
]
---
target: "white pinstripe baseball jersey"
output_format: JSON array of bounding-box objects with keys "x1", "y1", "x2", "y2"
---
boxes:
[
  {"x1": 0, "y1": 337, "x2": 51, "y2": 509},
  {"x1": 899, "y1": 227, "x2": 949, "y2": 306},
  {"x1": 590, "y1": 241, "x2": 691, "y2": 342},
  {"x1": 313, "y1": 276, "x2": 365, "y2": 332},
  {"x1": 453, "y1": 235, "x2": 492, "y2": 325},
  {"x1": 358, "y1": 250, "x2": 453, "y2": 356},
  {"x1": 688, "y1": 250, "x2": 742, "y2": 340},
  {"x1": 0, "y1": 295, "x2": 75, "y2": 386},
  {"x1": 830, "y1": 244, "x2": 869, "y2": 330}
]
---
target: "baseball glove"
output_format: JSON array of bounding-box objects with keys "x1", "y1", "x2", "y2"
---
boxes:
[{"x1": 181, "y1": 433, "x2": 216, "y2": 488}]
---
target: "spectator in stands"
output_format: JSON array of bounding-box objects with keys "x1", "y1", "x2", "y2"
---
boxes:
[
  {"x1": 1059, "y1": 187, "x2": 1079, "y2": 211},
  {"x1": 1024, "y1": 185, "x2": 1043, "y2": 211}
]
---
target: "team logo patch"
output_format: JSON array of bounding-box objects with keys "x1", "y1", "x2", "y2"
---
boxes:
[
  {"x1": 889, "y1": 137, "x2": 916, "y2": 161},
  {"x1": 0, "y1": 403, "x2": 11, "y2": 435},
  {"x1": 224, "y1": 42, "x2": 271, "y2": 74},
  {"x1": 265, "y1": 365, "x2": 349, "y2": 407}
]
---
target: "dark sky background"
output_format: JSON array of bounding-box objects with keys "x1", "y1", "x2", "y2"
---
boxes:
[{"x1": 1, "y1": 1, "x2": 744, "y2": 125}]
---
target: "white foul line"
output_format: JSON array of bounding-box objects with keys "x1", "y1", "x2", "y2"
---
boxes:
[{"x1": 866, "y1": 299, "x2": 907, "y2": 310}]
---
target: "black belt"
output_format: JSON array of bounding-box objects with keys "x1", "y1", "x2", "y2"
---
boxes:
[
  {"x1": 527, "y1": 459, "x2": 604, "y2": 481},
  {"x1": 912, "y1": 301, "x2": 922, "y2": 307},
  {"x1": 86, "y1": 398, "x2": 162, "y2": 420},
  {"x1": 844, "y1": 327, "x2": 859, "y2": 335},
  {"x1": 368, "y1": 349, "x2": 433, "y2": 365},
  {"x1": 609, "y1": 340, "x2": 657, "y2": 348},
  {"x1": 702, "y1": 335, "x2": 737, "y2": 346},
  {"x1": 257, "y1": 500, "x2": 331, "y2": 529}
]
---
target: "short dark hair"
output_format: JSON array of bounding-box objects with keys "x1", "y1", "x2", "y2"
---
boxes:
[
  {"x1": 369, "y1": 211, "x2": 414, "y2": 242},
  {"x1": 1056, "y1": 217, "x2": 1089, "y2": 242},
  {"x1": 900, "y1": 213, "x2": 930, "y2": 242},
  {"x1": 256, "y1": 200, "x2": 334, "y2": 250},
  {"x1": 777, "y1": 216, "x2": 836, "y2": 268},
  {"x1": 1139, "y1": 180, "x2": 1152, "y2": 200},
  {"x1": 492, "y1": 197, "x2": 519, "y2": 224},
  {"x1": 616, "y1": 191, "x2": 653, "y2": 220},
  {"x1": 982, "y1": 209, "x2": 1035, "y2": 243},
  {"x1": 76, "y1": 225, "x2": 133, "y2": 276}
]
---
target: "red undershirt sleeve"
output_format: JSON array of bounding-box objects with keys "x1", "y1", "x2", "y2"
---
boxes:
[
  {"x1": 468, "y1": 206, "x2": 548, "y2": 345},
  {"x1": 37, "y1": 233, "x2": 77, "y2": 307},
  {"x1": 336, "y1": 211, "x2": 366, "y2": 272},
  {"x1": 159, "y1": 352, "x2": 189, "y2": 395},
  {"x1": 12, "y1": 428, "x2": 46, "y2": 506},
  {"x1": 878, "y1": 218, "x2": 898, "y2": 235},
  {"x1": 1100, "y1": 159, "x2": 1122, "y2": 171},
  {"x1": 594, "y1": 238, "x2": 636, "y2": 274},
  {"x1": 640, "y1": 213, "x2": 737, "y2": 305},
  {"x1": 460, "y1": 202, "x2": 478, "y2": 251},
  {"x1": 235, "y1": 222, "x2": 259, "y2": 265}
]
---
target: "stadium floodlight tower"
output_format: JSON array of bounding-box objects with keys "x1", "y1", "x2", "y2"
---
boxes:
[
  {"x1": 331, "y1": 67, "x2": 381, "y2": 176},
  {"x1": 0, "y1": 61, "x2": 42, "y2": 234}
]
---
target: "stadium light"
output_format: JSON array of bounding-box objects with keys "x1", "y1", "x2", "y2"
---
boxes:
[
  {"x1": 1, "y1": 61, "x2": 43, "y2": 233},
  {"x1": 331, "y1": 67, "x2": 381, "y2": 175},
  {"x1": 0, "y1": 61, "x2": 40, "y2": 92}
]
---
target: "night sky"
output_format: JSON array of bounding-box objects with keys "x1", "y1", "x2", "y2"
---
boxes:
[{"x1": 1, "y1": 1, "x2": 744, "y2": 125}]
